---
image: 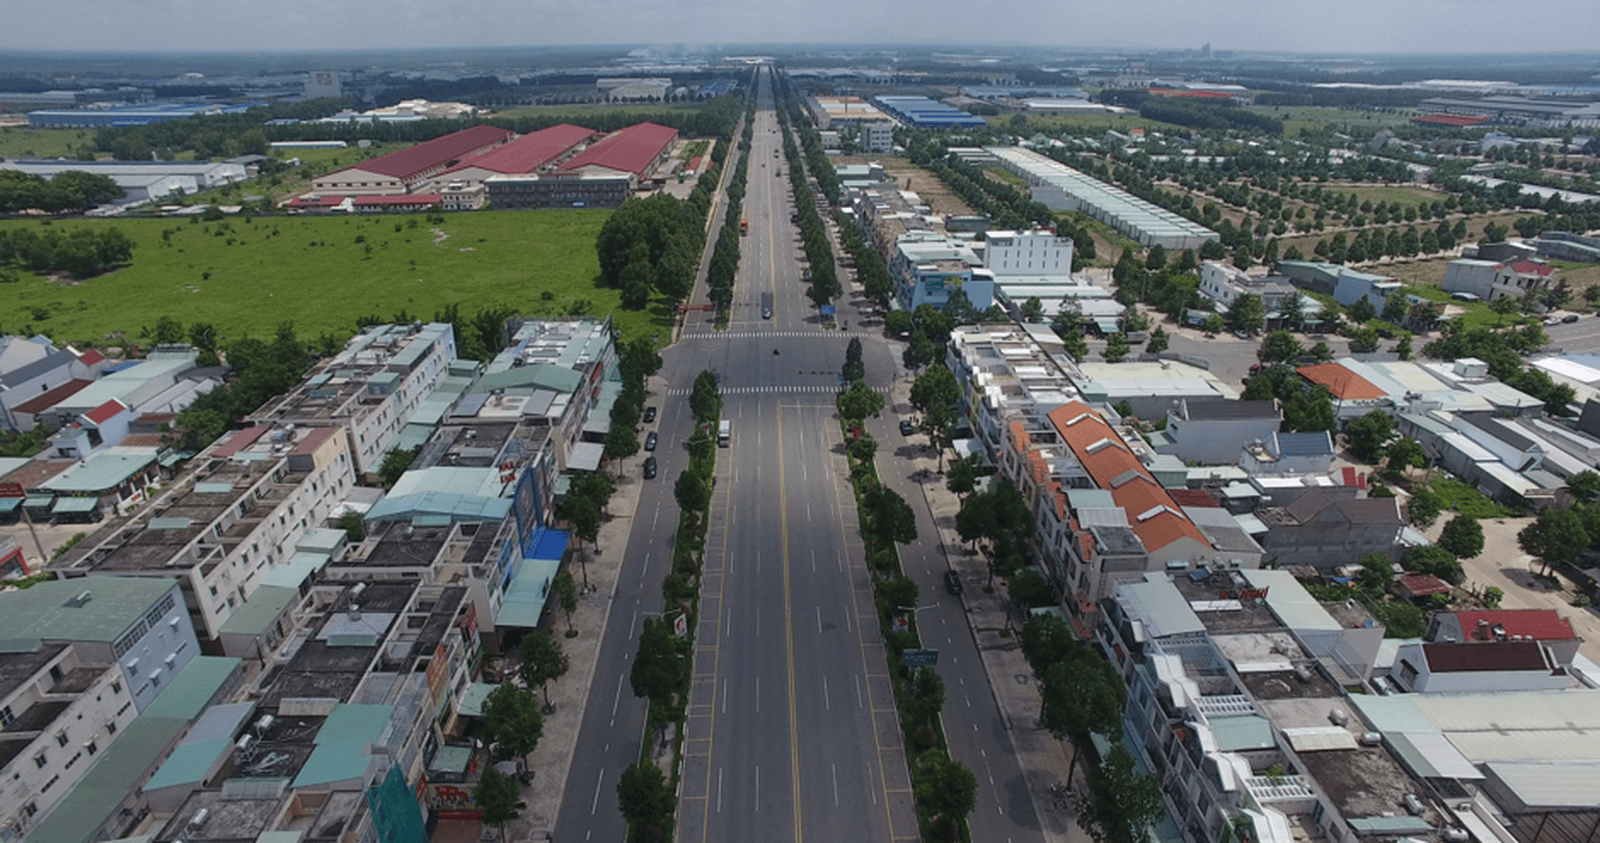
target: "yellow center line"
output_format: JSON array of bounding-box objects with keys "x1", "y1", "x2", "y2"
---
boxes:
[{"x1": 777, "y1": 402, "x2": 803, "y2": 843}]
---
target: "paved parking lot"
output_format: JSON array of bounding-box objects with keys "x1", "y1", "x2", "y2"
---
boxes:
[{"x1": 1427, "y1": 516, "x2": 1600, "y2": 664}]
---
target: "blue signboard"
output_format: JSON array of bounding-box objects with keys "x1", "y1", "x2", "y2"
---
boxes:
[{"x1": 902, "y1": 648, "x2": 939, "y2": 667}]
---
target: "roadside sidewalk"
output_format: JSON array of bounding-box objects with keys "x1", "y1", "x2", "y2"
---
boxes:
[
  {"x1": 502, "y1": 374, "x2": 664, "y2": 841},
  {"x1": 886, "y1": 373, "x2": 1093, "y2": 843}
]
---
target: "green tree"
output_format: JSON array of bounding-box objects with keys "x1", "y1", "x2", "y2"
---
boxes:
[
  {"x1": 1382, "y1": 290, "x2": 1411, "y2": 324},
  {"x1": 552, "y1": 570, "x2": 578, "y2": 633},
  {"x1": 517, "y1": 631, "x2": 569, "y2": 709},
  {"x1": 1309, "y1": 340, "x2": 1335, "y2": 363},
  {"x1": 1076, "y1": 745, "x2": 1165, "y2": 843},
  {"x1": 1040, "y1": 643, "x2": 1124, "y2": 780},
  {"x1": 1344, "y1": 409, "x2": 1395, "y2": 461},
  {"x1": 1284, "y1": 384, "x2": 1337, "y2": 434},
  {"x1": 1439, "y1": 515, "x2": 1485, "y2": 560},
  {"x1": 690, "y1": 369, "x2": 721, "y2": 423},
  {"x1": 945, "y1": 453, "x2": 981, "y2": 502},
  {"x1": 902, "y1": 328, "x2": 937, "y2": 371},
  {"x1": 1490, "y1": 294, "x2": 1521, "y2": 324},
  {"x1": 836, "y1": 379, "x2": 885, "y2": 421},
  {"x1": 337, "y1": 511, "x2": 364, "y2": 543},
  {"x1": 473, "y1": 766, "x2": 521, "y2": 843},
  {"x1": 1229, "y1": 294, "x2": 1266, "y2": 334},
  {"x1": 1358, "y1": 550, "x2": 1395, "y2": 594},
  {"x1": 1203, "y1": 312, "x2": 1226, "y2": 335},
  {"x1": 1518, "y1": 508, "x2": 1591, "y2": 569},
  {"x1": 1103, "y1": 332, "x2": 1131, "y2": 363},
  {"x1": 1567, "y1": 471, "x2": 1600, "y2": 504},
  {"x1": 1394, "y1": 333, "x2": 1413, "y2": 361},
  {"x1": 1258, "y1": 330, "x2": 1304, "y2": 364},
  {"x1": 1385, "y1": 437, "x2": 1426, "y2": 474},
  {"x1": 1408, "y1": 486, "x2": 1443, "y2": 528},
  {"x1": 616, "y1": 761, "x2": 675, "y2": 836},
  {"x1": 1348, "y1": 325, "x2": 1381, "y2": 353},
  {"x1": 903, "y1": 666, "x2": 946, "y2": 735},
  {"x1": 1404, "y1": 545, "x2": 1463, "y2": 581},
  {"x1": 910, "y1": 364, "x2": 961, "y2": 468},
  {"x1": 630, "y1": 616, "x2": 681, "y2": 705},
  {"x1": 848, "y1": 432, "x2": 878, "y2": 465},
  {"x1": 674, "y1": 469, "x2": 710, "y2": 515},
  {"x1": 1280, "y1": 291, "x2": 1306, "y2": 327},
  {"x1": 865, "y1": 484, "x2": 918, "y2": 546},
  {"x1": 378, "y1": 445, "x2": 421, "y2": 487},
  {"x1": 1348, "y1": 295, "x2": 1378, "y2": 324},
  {"x1": 913, "y1": 749, "x2": 978, "y2": 840},
  {"x1": 1146, "y1": 325, "x2": 1169, "y2": 354},
  {"x1": 479, "y1": 684, "x2": 544, "y2": 773},
  {"x1": 1009, "y1": 567, "x2": 1054, "y2": 608},
  {"x1": 1483, "y1": 586, "x2": 1505, "y2": 609},
  {"x1": 1145, "y1": 244, "x2": 1168, "y2": 271},
  {"x1": 1021, "y1": 296, "x2": 1045, "y2": 323}
]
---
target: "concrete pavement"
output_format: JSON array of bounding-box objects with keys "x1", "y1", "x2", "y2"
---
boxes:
[
  {"x1": 883, "y1": 368, "x2": 1094, "y2": 843},
  {"x1": 496, "y1": 372, "x2": 668, "y2": 842}
]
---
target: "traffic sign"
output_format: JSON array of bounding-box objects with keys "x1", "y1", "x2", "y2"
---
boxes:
[{"x1": 901, "y1": 648, "x2": 939, "y2": 667}]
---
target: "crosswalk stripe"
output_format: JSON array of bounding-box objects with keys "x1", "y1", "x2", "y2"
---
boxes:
[
  {"x1": 662, "y1": 384, "x2": 889, "y2": 397},
  {"x1": 680, "y1": 331, "x2": 872, "y2": 340}
]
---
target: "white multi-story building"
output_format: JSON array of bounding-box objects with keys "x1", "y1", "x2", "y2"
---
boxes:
[
  {"x1": 1096, "y1": 570, "x2": 1408, "y2": 843},
  {"x1": 862, "y1": 121, "x2": 894, "y2": 153},
  {"x1": 56, "y1": 424, "x2": 356, "y2": 640},
  {"x1": 0, "y1": 576, "x2": 199, "y2": 837},
  {"x1": 249, "y1": 322, "x2": 457, "y2": 478},
  {"x1": 982, "y1": 227, "x2": 1074, "y2": 276}
]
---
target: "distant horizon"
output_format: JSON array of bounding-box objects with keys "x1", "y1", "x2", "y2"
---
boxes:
[
  {"x1": 3, "y1": 0, "x2": 1600, "y2": 60},
  {"x1": 2, "y1": 43, "x2": 1600, "y2": 61}
]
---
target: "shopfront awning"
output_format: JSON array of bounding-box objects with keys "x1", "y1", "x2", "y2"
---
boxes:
[{"x1": 52, "y1": 497, "x2": 100, "y2": 514}]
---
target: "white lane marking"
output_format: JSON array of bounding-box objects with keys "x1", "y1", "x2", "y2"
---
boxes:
[
  {"x1": 608, "y1": 673, "x2": 626, "y2": 723},
  {"x1": 588, "y1": 768, "x2": 606, "y2": 814},
  {"x1": 717, "y1": 767, "x2": 724, "y2": 814},
  {"x1": 832, "y1": 763, "x2": 840, "y2": 807},
  {"x1": 823, "y1": 675, "x2": 831, "y2": 709},
  {"x1": 855, "y1": 674, "x2": 863, "y2": 708}
]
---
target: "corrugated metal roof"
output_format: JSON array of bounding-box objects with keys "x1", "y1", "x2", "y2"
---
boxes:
[{"x1": 1483, "y1": 761, "x2": 1600, "y2": 808}]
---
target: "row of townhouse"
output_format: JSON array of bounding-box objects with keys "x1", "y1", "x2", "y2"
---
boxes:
[
  {"x1": 946, "y1": 321, "x2": 1600, "y2": 843},
  {"x1": 3, "y1": 317, "x2": 618, "y2": 843}
]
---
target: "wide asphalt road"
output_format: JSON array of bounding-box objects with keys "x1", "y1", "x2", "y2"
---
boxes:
[{"x1": 672, "y1": 68, "x2": 919, "y2": 843}]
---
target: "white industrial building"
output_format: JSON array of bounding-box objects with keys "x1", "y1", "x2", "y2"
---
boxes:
[
  {"x1": 985, "y1": 146, "x2": 1219, "y2": 250},
  {"x1": 0, "y1": 160, "x2": 247, "y2": 205}
]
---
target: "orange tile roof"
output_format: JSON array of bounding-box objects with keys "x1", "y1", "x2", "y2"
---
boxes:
[
  {"x1": 1046, "y1": 401, "x2": 1208, "y2": 554},
  {"x1": 1296, "y1": 362, "x2": 1386, "y2": 401}
]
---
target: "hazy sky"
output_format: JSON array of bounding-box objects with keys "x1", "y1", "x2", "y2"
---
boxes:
[{"x1": 4, "y1": 0, "x2": 1600, "y2": 56}]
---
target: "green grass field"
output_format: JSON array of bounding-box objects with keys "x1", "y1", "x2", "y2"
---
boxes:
[
  {"x1": 1244, "y1": 106, "x2": 1413, "y2": 139},
  {"x1": 0, "y1": 210, "x2": 673, "y2": 349},
  {"x1": 0, "y1": 125, "x2": 94, "y2": 158}
]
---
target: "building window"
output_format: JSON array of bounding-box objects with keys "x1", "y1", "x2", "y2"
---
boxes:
[
  {"x1": 85, "y1": 741, "x2": 97, "y2": 756},
  {"x1": 111, "y1": 681, "x2": 122, "y2": 694},
  {"x1": 106, "y1": 720, "x2": 118, "y2": 735},
  {"x1": 0, "y1": 705, "x2": 12, "y2": 727},
  {"x1": 55, "y1": 732, "x2": 68, "y2": 748},
  {"x1": 22, "y1": 802, "x2": 36, "y2": 818},
  {"x1": 42, "y1": 775, "x2": 59, "y2": 793},
  {"x1": 33, "y1": 753, "x2": 46, "y2": 769}
]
